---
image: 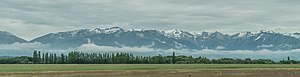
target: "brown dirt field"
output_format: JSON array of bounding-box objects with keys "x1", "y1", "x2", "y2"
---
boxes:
[{"x1": 1, "y1": 69, "x2": 300, "y2": 77}]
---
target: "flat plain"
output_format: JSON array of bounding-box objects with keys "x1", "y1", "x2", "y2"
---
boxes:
[{"x1": 1, "y1": 64, "x2": 300, "y2": 77}]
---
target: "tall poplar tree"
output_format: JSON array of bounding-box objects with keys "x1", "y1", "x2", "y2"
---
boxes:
[
  {"x1": 172, "y1": 52, "x2": 176, "y2": 64},
  {"x1": 54, "y1": 53, "x2": 57, "y2": 64},
  {"x1": 33, "y1": 50, "x2": 37, "y2": 64},
  {"x1": 60, "y1": 53, "x2": 65, "y2": 64},
  {"x1": 37, "y1": 51, "x2": 41, "y2": 64},
  {"x1": 45, "y1": 53, "x2": 49, "y2": 64}
]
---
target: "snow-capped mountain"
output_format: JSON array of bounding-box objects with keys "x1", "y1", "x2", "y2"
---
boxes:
[
  {"x1": 0, "y1": 31, "x2": 27, "y2": 44},
  {"x1": 28, "y1": 27, "x2": 300, "y2": 51},
  {"x1": 226, "y1": 31, "x2": 300, "y2": 50},
  {"x1": 284, "y1": 32, "x2": 300, "y2": 39}
]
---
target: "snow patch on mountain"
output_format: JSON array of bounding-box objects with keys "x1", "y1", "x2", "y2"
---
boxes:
[
  {"x1": 254, "y1": 34, "x2": 264, "y2": 41},
  {"x1": 94, "y1": 27, "x2": 124, "y2": 34},
  {"x1": 86, "y1": 38, "x2": 93, "y2": 44},
  {"x1": 162, "y1": 29, "x2": 194, "y2": 39},
  {"x1": 136, "y1": 33, "x2": 144, "y2": 37},
  {"x1": 258, "y1": 44, "x2": 274, "y2": 48},
  {"x1": 154, "y1": 38, "x2": 166, "y2": 44},
  {"x1": 284, "y1": 33, "x2": 300, "y2": 39},
  {"x1": 174, "y1": 41, "x2": 186, "y2": 49},
  {"x1": 216, "y1": 46, "x2": 225, "y2": 50},
  {"x1": 235, "y1": 32, "x2": 253, "y2": 37}
]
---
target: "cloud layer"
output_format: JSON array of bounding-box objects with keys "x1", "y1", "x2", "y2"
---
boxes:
[
  {"x1": 75, "y1": 44, "x2": 300, "y2": 61},
  {"x1": 0, "y1": 42, "x2": 49, "y2": 50},
  {"x1": 1, "y1": 0, "x2": 300, "y2": 40},
  {"x1": 0, "y1": 42, "x2": 300, "y2": 61}
]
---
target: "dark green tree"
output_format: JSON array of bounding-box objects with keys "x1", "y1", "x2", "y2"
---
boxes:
[
  {"x1": 42, "y1": 53, "x2": 45, "y2": 63},
  {"x1": 50, "y1": 53, "x2": 53, "y2": 64},
  {"x1": 54, "y1": 53, "x2": 57, "y2": 64},
  {"x1": 37, "y1": 51, "x2": 41, "y2": 63},
  {"x1": 60, "y1": 53, "x2": 65, "y2": 64},
  {"x1": 32, "y1": 50, "x2": 38, "y2": 64},
  {"x1": 172, "y1": 52, "x2": 176, "y2": 64},
  {"x1": 45, "y1": 53, "x2": 49, "y2": 64}
]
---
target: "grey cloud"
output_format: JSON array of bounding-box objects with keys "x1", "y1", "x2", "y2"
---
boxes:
[{"x1": 1, "y1": 0, "x2": 300, "y2": 39}]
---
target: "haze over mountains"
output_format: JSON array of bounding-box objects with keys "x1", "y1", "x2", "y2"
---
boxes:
[{"x1": 1, "y1": 27, "x2": 300, "y2": 51}]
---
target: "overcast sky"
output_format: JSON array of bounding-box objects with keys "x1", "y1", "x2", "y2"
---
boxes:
[{"x1": 1, "y1": 0, "x2": 300, "y2": 40}]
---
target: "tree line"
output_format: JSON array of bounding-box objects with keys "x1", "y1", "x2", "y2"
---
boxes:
[
  {"x1": 32, "y1": 51, "x2": 175, "y2": 64},
  {"x1": 0, "y1": 50, "x2": 299, "y2": 64}
]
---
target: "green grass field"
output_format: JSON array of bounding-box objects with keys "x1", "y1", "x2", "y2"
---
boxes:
[
  {"x1": 0, "y1": 64, "x2": 300, "y2": 72},
  {"x1": 1, "y1": 64, "x2": 300, "y2": 77}
]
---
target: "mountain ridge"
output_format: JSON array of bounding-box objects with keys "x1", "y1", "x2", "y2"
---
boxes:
[
  {"x1": 0, "y1": 31, "x2": 27, "y2": 44},
  {"x1": 2, "y1": 27, "x2": 300, "y2": 51}
]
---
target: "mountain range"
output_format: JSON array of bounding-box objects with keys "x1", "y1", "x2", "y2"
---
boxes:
[{"x1": 2, "y1": 27, "x2": 300, "y2": 51}]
